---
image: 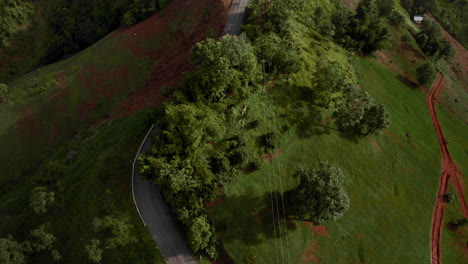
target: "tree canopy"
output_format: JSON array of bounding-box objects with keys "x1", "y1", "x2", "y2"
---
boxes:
[
  {"x1": 0, "y1": 0, "x2": 35, "y2": 47},
  {"x1": 0, "y1": 83, "x2": 7, "y2": 98},
  {"x1": 416, "y1": 62, "x2": 437, "y2": 87},
  {"x1": 285, "y1": 163, "x2": 350, "y2": 223}
]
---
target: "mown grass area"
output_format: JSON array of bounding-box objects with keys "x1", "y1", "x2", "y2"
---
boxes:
[
  {"x1": 0, "y1": 111, "x2": 165, "y2": 264},
  {"x1": 209, "y1": 0, "x2": 444, "y2": 260}
]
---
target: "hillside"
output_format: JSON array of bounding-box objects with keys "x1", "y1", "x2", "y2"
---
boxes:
[
  {"x1": 0, "y1": 0, "x2": 467, "y2": 263},
  {"x1": 0, "y1": 0, "x2": 230, "y2": 263}
]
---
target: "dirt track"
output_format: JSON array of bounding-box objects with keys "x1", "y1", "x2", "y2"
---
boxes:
[{"x1": 427, "y1": 73, "x2": 468, "y2": 264}]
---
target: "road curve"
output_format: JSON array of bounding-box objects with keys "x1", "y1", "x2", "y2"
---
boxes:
[
  {"x1": 223, "y1": 0, "x2": 249, "y2": 36},
  {"x1": 132, "y1": 1, "x2": 249, "y2": 264},
  {"x1": 133, "y1": 125, "x2": 198, "y2": 264}
]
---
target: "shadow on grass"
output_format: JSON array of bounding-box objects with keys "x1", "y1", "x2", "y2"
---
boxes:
[{"x1": 211, "y1": 191, "x2": 297, "y2": 245}]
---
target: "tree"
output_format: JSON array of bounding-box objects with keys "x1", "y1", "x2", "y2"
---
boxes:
[
  {"x1": 188, "y1": 215, "x2": 213, "y2": 252},
  {"x1": 333, "y1": 86, "x2": 372, "y2": 131},
  {"x1": 284, "y1": 162, "x2": 350, "y2": 223},
  {"x1": 85, "y1": 239, "x2": 102, "y2": 263},
  {"x1": 30, "y1": 224, "x2": 56, "y2": 252},
  {"x1": 313, "y1": 7, "x2": 335, "y2": 37},
  {"x1": 312, "y1": 61, "x2": 347, "y2": 108},
  {"x1": 29, "y1": 186, "x2": 55, "y2": 214},
  {"x1": 0, "y1": 83, "x2": 7, "y2": 98},
  {"x1": 358, "y1": 103, "x2": 391, "y2": 135},
  {"x1": 0, "y1": 235, "x2": 31, "y2": 264},
  {"x1": 444, "y1": 192, "x2": 455, "y2": 203},
  {"x1": 375, "y1": 0, "x2": 395, "y2": 17},
  {"x1": 254, "y1": 33, "x2": 300, "y2": 75},
  {"x1": 0, "y1": 0, "x2": 35, "y2": 47},
  {"x1": 92, "y1": 215, "x2": 136, "y2": 249},
  {"x1": 416, "y1": 62, "x2": 437, "y2": 87}
]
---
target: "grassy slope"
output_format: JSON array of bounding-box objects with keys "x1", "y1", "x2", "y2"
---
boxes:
[
  {"x1": 207, "y1": 0, "x2": 466, "y2": 263},
  {"x1": 438, "y1": 106, "x2": 468, "y2": 264},
  {"x1": 0, "y1": 29, "x2": 154, "y2": 182},
  {"x1": 0, "y1": 111, "x2": 165, "y2": 264}
]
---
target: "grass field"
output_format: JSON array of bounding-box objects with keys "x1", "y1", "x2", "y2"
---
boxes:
[
  {"x1": 438, "y1": 105, "x2": 468, "y2": 264},
  {"x1": 0, "y1": 111, "x2": 165, "y2": 263}
]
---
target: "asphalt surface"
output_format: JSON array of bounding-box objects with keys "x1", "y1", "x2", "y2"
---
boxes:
[
  {"x1": 223, "y1": 0, "x2": 249, "y2": 35},
  {"x1": 133, "y1": 1, "x2": 249, "y2": 263},
  {"x1": 134, "y1": 126, "x2": 198, "y2": 264}
]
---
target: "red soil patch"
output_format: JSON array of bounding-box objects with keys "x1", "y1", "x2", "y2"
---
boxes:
[
  {"x1": 93, "y1": 0, "x2": 232, "y2": 123},
  {"x1": 76, "y1": 64, "x2": 129, "y2": 119},
  {"x1": 428, "y1": 74, "x2": 468, "y2": 264},
  {"x1": 205, "y1": 197, "x2": 224, "y2": 209},
  {"x1": 211, "y1": 249, "x2": 234, "y2": 264},
  {"x1": 365, "y1": 135, "x2": 381, "y2": 152},
  {"x1": 301, "y1": 242, "x2": 321, "y2": 263},
  {"x1": 342, "y1": 0, "x2": 358, "y2": 10},
  {"x1": 261, "y1": 149, "x2": 283, "y2": 163},
  {"x1": 304, "y1": 221, "x2": 328, "y2": 237},
  {"x1": 16, "y1": 105, "x2": 41, "y2": 140}
]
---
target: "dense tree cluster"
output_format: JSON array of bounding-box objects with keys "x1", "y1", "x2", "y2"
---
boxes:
[
  {"x1": 416, "y1": 20, "x2": 454, "y2": 60},
  {"x1": 0, "y1": 0, "x2": 35, "y2": 47},
  {"x1": 0, "y1": 224, "x2": 60, "y2": 264},
  {"x1": 333, "y1": 0, "x2": 392, "y2": 54},
  {"x1": 140, "y1": 35, "x2": 261, "y2": 258},
  {"x1": 285, "y1": 162, "x2": 350, "y2": 223},
  {"x1": 45, "y1": 0, "x2": 169, "y2": 60}
]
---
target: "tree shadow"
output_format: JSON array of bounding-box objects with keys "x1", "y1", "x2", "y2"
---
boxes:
[
  {"x1": 210, "y1": 191, "x2": 297, "y2": 246},
  {"x1": 398, "y1": 74, "x2": 418, "y2": 89}
]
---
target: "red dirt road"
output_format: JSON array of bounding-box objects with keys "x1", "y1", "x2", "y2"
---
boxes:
[{"x1": 428, "y1": 73, "x2": 468, "y2": 264}]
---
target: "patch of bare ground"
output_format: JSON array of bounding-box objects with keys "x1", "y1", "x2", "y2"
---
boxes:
[{"x1": 94, "y1": 0, "x2": 232, "y2": 124}]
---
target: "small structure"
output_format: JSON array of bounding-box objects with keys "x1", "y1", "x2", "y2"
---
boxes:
[{"x1": 413, "y1": 16, "x2": 424, "y2": 24}]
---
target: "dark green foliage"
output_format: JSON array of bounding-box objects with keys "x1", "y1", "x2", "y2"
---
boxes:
[
  {"x1": 0, "y1": 236, "x2": 31, "y2": 264},
  {"x1": 334, "y1": 86, "x2": 372, "y2": 130},
  {"x1": 183, "y1": 36, "x2": 258, "y2": 103},
  {"x1": 401, "y1": 34, "x2": 411, "y2": 43},
  {"x1": 254, "y1": 33, "x2": 300, "y2": 75},
  {"x1": 85, "y1": 239, "x2": 102, "y2": 263},
  {"x1": 333, "y1": 0, "x2": 391, "y2": 54},
  {"x1": 0, "y1": 0, "x2": 35, "y2": 47},
  {"x1": 375, "y1": 0, "x2": 395, "y2": 17},
  {"x1": 30, "y1": 224, "x2": 56, "y2": 252},
  {"x1": 45, "y1": 0, "x2": 169, "y2": 60},
  {"x1": 416, "y1": 20, "x2": 454, "y2": 60},
  {"x1": 187, "y1": 215, "x2": 217, "y2": 258},
  {"x1": 443, "y1": 192, "x2": 455, "y2": 203},
  {"x1": 262, "y1": 132, "x2": 279, "y2": 151},
  {"x1": 92, "y1": 215, "x2": 136, "y2": 249},
  {"x1": 29, "y1": 186, "x2": 55, "y2": 214},
  {"x1": 284, "y1": 162, "x2": 350, "y2": 223},
  {"x1": 313, "y1": 7, "x2": 335, "y2": 37},
  {"x1": 312, "y1": 61, "x2": 347, "y2": 108},
  {"x1": 416, "y1": 62, "x2": 437, "y2": 87},
  {"x1": 333, "y1": 85, "x2": 390, "y2": 135},
  {"x1": 448, "y1": 217, "x2": 468, "y2": 229},
  {"x1": 0, "y1": 83, "x2": 7, "y2": 98},
  {"x1": 358, "y1": 103, "x2": 391, "y2": 135}
]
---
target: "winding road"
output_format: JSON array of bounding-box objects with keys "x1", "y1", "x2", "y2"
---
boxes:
[
  {"x1": 132, "y1": 1, "x2": 249, "y2": 263},
  {"x1": 428, "y1": 73, "x2": 468, "y2": 264}
]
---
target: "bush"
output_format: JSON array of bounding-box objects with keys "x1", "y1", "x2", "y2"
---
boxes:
[
  {"x1": 416, "y1": 62, "x2": 437, "y2": 87},
  {"x1": 401, "y1": 34, "x2": 411, "y2": 43},
  {"x1": 0, "y1": 83, "x2": 7, "y2": 98}
]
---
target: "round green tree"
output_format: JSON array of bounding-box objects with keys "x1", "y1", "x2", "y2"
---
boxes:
[
  {"x1": 416, "y1": 62, "x2": 437, "y2": 87},
  {"x1": 285, "y1": 162, "x2": 350, "y2": 223}
]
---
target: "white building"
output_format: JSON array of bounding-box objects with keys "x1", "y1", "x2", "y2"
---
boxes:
[{"x1": 413, "y1": 16, "x2": 424, "y2": 24}]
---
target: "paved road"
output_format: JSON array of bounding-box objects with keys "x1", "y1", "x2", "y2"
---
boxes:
[
  {"x1": 223, "y1": 0, "x2": 249, "y2": 35},
  {"x1": 133, "y1": 126, "x2": 198, "y2": 264},
  {"x1": 133, "y1": 1, "x2": 249, "y2": 264}
]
